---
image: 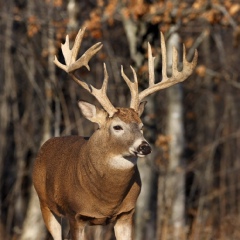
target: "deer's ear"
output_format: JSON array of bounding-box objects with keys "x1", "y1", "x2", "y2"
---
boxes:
[
  {"x1": 138, "y1": 101, "x2": 147, "y2": 116},
  {"x1": 78, "y1": 101, "x2": 107, "y2": 127}
]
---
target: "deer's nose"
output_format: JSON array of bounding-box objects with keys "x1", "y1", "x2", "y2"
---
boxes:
[{"x1": 137, "y1": 141, "x2": 151, "y2": 155}]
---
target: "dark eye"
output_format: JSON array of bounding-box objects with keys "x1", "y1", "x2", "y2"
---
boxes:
[{"x1": 113, "y1": 125, "x2": 123, "y2": 131}]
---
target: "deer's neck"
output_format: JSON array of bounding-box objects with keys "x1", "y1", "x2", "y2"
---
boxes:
[
  {"x1": 85, "y1": 130, "x2": 137, "y2": 173},
  {"x1": 77, "y1": 132, "x2": 139, "y2": 204}
]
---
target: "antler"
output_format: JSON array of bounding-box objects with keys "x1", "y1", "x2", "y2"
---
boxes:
[
  {"x1": 54, "y1": 28, "x2": 197, "y2": 116},
  {"x1": 121, "y1": 32, "x2": 198, "y2": 112},
  {"x1": 54, "y1": 28, "x2": 117, "y2": 117}
]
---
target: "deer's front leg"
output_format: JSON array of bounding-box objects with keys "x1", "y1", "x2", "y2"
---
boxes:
[
  {"x1": 114, "y1": 210, "x2": 134, "y2": 240},
  {"x1": 69, "y1": 217, "x2": 86, "y2": 240}
]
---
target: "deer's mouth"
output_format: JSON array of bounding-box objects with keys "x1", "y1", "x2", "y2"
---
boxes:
[
  {"x1": 132, "y1": 151, "x2": 145, "y2": 158},
  {"x1": 129, "y1": 148, "x2": 151, "y2": 158},
  {"x1": 129, "y1": 149, "x2": 139, "y2": 157}
]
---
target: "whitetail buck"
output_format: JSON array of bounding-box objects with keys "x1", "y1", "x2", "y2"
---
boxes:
[{"x1": 32, "y1": 28, "x2": 197, "y2": 240}]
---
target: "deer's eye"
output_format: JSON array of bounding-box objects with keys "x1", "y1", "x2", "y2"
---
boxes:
[{"x1": 113, "y1": 125, "x2": 123, "y2": 131}]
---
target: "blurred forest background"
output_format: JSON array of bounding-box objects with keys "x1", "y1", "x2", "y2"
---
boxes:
[{"x1": 1, "y1": 0, "x2": 240, "y2": 239}]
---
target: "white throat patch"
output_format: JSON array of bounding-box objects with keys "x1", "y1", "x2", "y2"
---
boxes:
[{"x1": 110, "y1": 155, "x2": 138, "y2": 169}]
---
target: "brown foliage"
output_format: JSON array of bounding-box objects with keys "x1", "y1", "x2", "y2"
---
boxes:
[{"x1": 1, "y1": 0, "x2": 240, "y2": 239}]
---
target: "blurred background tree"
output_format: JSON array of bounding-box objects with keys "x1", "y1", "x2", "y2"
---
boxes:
[{"x1": 0, "y1": 0, "x2": 240, "y2": 239}]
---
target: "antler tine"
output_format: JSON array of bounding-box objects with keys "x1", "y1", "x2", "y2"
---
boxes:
[
  {"x1": 148, "y1": 42, "x2": 156, "y2": 87},
  {"x1": 121, "y1": 66, "x2": 139, "y2": 111},
  {"x1": 71, "y1": 28, "x2": 85, "y2": 64},
  {"x1": 160, "y1": 32, "x2": 168, "y2": 81},
  {"x1": 54, "y1": 28, "x2": 118, "y2": 117},
  {"x1": 139, "y1": 32, "x2": 198, "y2": 102},
  {"x1": 90, "y1": 63, "x2": 118, "y2": 117}
]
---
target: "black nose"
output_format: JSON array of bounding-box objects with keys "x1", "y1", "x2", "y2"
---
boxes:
[{"x1": 137, "y1": 141, "x2": 152, "y2": 155}]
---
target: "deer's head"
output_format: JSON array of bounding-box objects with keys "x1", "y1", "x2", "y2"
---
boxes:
[{"x1": 78, "y1": 100, "x2": 151, "y2": 160}]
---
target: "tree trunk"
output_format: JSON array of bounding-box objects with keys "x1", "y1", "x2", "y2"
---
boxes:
[
  {"x1": 0, "y1": 2, "x2": 13, "y2": 230},
  {"x1": 193, "y1": 28, "x2": 216, "y2": 238},
  {"x1": 20, "y1": 1, "x2": 56, "y2": 239},
  {"x1": 157, "y1": 29, "x2": 186, "y2": 240}
]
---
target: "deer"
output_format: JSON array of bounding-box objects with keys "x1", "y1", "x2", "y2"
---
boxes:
[{"x1": 32, "y1": 28, "x2": 197, "y2": 240}]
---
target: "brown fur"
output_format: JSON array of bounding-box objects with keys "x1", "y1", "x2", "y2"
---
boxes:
[
  {"x1": 114, "y1": 108, "x2": 141, "y2": 124},
  {"x1": 33, "y1": 136, "x2": 141, "y2": 218}
]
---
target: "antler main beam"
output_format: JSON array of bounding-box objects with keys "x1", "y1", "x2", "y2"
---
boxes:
[
  {"x1": 121, "y1": 66, "x2": 139, "y2": 111},
  {"x1": 54, "y1": 28, "x2": 117, "y2": 117}
]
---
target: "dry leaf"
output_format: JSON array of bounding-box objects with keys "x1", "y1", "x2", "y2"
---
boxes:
[
  {"x1": 229, "y1": 4, "x2": 240, "y2": 16},
  {"x1": 196, "y1": 65, "x2": 206, "y2": 77}
]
